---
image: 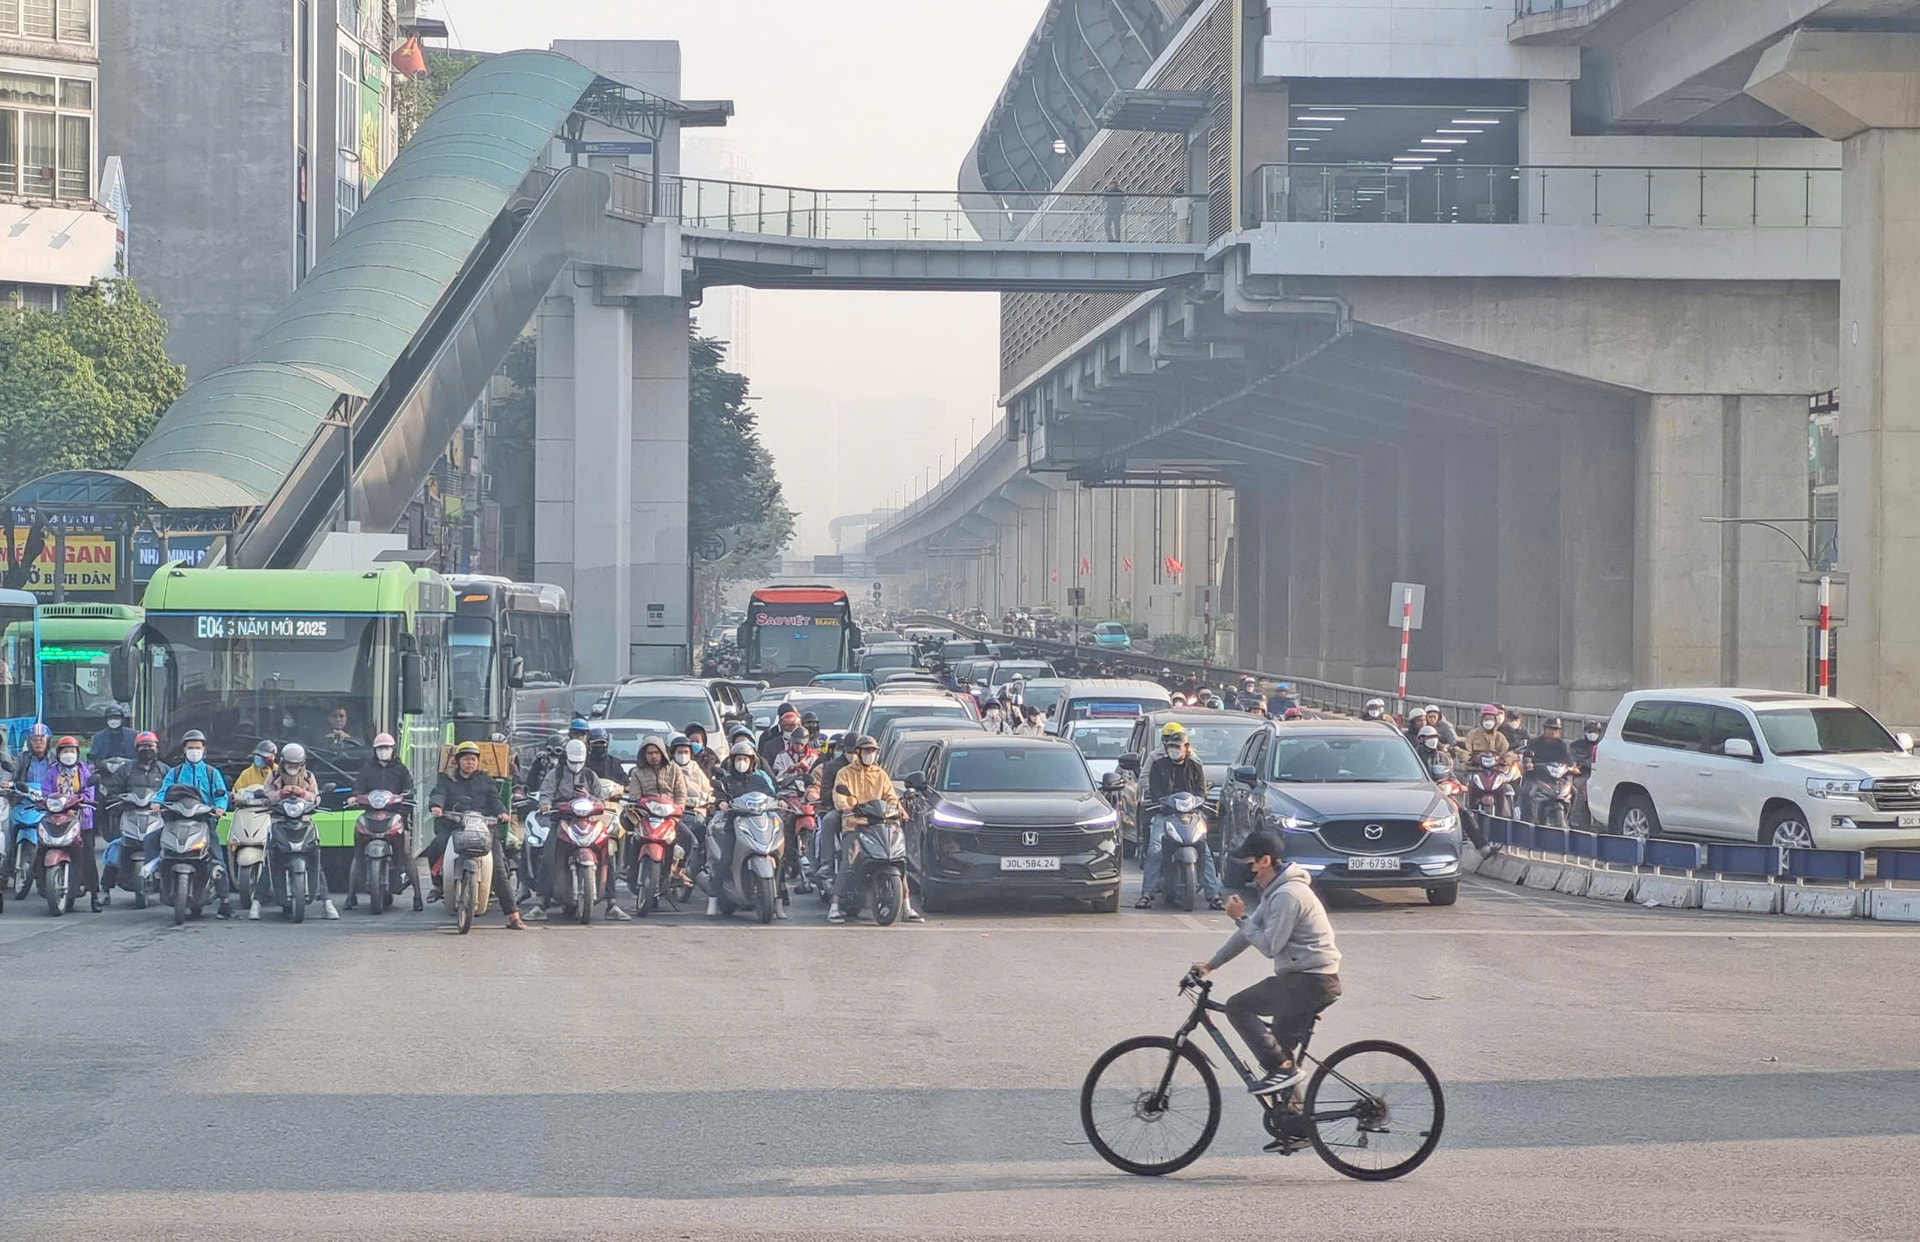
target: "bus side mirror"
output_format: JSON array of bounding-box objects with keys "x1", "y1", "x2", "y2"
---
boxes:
[
  {"x1": 400, "y1": 652, "x2": 425, "y2": 716},
  {"x1": 848, "y1": 623, "x2": 864, "y2": 651},
  {"x1": 507, "y1": 656, "x2": 526, "y2": 690},
  {"x1": 736, "y1": 623, "x2": 749, "y2": 649},
  {"x1": 109, "y1": 648, "x2": 134, "y2": 704}
]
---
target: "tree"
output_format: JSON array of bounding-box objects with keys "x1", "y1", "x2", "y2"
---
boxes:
[
  {"x1": 689, "y1": 334, "x2": 794, "y2": 583},
  {"x1": 395, "y1": 49, "x2": 481, "y2": 148}
]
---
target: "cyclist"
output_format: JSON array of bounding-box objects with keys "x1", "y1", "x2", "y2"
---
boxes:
[{"x1": 1190, "y1": 829, "x2": 1342, "y2": 1098}]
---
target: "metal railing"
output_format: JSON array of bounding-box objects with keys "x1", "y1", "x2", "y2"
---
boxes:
[
  {"x1": 1255, "y1": 163, "x2": 1841, "y2": 228},
  {"x1": 1514, "y1": 0, "x2": 1593, "y2": 15},
  {"x1": 607, "y1": 168, "x2": 1207, "y2": 245}
]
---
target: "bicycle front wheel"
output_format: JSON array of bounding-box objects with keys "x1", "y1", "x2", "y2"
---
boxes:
[
  {"x1": 1304, "y1": 1039, "x2": 1445, "y2": 1181},
  {"x1": 1079, "y1": 1035, "x2": 1220, "y2": 1176}
]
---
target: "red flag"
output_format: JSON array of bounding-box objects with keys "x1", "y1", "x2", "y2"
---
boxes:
[
  {"x1": 1122, "y1": 556, "x2": 1133, "y2": 573},
  {"x1": 1080, "y1": 556, "x2": 1091, "y2": 575},
  {"x1": 1021, "y1": 571, "x2": 1029, "y2": 584},
  {"x1": 1164, "y1": 555, "x2": 1184, "y2": 577},
  {"x1": 1050, "y1": 568, "x2": 1059, "y2": 583}
]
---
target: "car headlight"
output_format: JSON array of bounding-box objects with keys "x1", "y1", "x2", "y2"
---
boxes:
[
  {"x1": 1806, "y1": 778, "x2": 1868, "y2": 800},
  {"x1": 932, "y1": 807, "x2": 984, "y2": 828},
  {"x1": 1275, "y1": 815, "x2": 1316, "y2": 830},
  {"x1": 1078, "y1": 808, "x2": 1119, "y2": 828},
  {"x1": 1421, "y1": 811, "x2": 1458, "y2": 832}
]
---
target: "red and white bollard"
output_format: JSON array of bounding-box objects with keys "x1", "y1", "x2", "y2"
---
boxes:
[
  {"x1": 1397, "y1": 586, "x2": 1413, "y2": 718},
  {"x1": 1817, "y1": 573, "x2": 1832, "y2": 697}
]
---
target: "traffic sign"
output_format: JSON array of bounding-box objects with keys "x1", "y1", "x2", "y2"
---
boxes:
[
  {"x1": 1387, "y1": 582, "x2": 1427, "y2": 630},
  {"x1": 696, "y1": 533, "x2": 729, "y2": 562}
]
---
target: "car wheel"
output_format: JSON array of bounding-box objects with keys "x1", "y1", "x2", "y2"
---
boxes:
[
  {"x1": 1762, "y1": 805, "x2": 1815, "y2": 851},
  {"x1": 1612, "y1": 791, "x2": 1660, "y2": 840},
  {"x1": 1090, "y1": 885, "x2": 1120, "y2": 914},
  {"x1": 1426, "y1": 882, "x2": 1458, "y2": 907}
]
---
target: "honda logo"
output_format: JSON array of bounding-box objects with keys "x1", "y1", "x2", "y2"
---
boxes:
[
  {"x1": 1364, "y1": 824, "x2": 1384, "y2": 840},
  {"x1": 1022, "y1": 831, "x2": 1040, "y2": 847}
]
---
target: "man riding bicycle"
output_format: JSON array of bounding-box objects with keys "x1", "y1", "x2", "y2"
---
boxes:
[{"x1": 1190, "y1": 829, "x2": 1342, "y2": 1099}]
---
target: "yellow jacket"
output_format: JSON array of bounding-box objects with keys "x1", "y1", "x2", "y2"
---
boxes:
[
  {"x1": 832, "y1": 760, "x2": 900, "y2": 819},
  {"x1": 234, "y1": 763, "x2": 274, "y2": 791},
  {"x1": 1462, "y1": 727, "x2": 1510, "y2": 759}
]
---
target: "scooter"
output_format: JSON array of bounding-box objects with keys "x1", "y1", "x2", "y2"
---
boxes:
[
  {"x1": 354, "y1": 789, "x2": 412, "y2": 915},
  {"x1": 227, "y1": 785, "x2": 272, "y2": 910},
  {"x1": 1151, "y1": 791, "x2": 1211, "y2": 913},
  {"x1": 837, "y1": 798, "x2": 909, "y2": 926},
  {"x1": 506, "y1": 793, "x2": 537, "y2": 908},
  {"x1": 549, "y1": 786, "x2": 613, "y2": 925},
  {"x1": 442, "y1": 807, "x2": 496, "y2": 935},
  {"x1": 776, "y1": 773, "x2": 817, "y2": 895},
  {"x1": 9, "y1": 788, "x2": 44, "y2": 904},
  {"x1": 628, "y1": 794, "x2": 686, "y2": 917},
  {"x1": 702, "y1": 790, "x2": 786, "y2": 924},
  {"x1": 267, "y1": 791, "x2": 322, "y2": 924},
  {"x1": 107, "y1": 787, "x2": 165, "y2": 908},
  {"x1": 1466, "y1": 751, "x2": 1517, "y2": 820},
  {"x1": 1523, "y1": 762, "x2": 1577, "y2": 828},
  {"x1": 152, "y1": 785, "x2": 219, "y2": 926},
  {"x1": 24, "y1": 788, "x2": 90, "y2": 916}
]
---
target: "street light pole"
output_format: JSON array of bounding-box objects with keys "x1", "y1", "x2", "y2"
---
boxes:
[{"x1": 1699, "y1": 516, "x2": 1833, "y2": 695}]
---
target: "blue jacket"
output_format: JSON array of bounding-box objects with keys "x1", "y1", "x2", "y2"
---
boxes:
[
  {"x1": 162, "y1": 759, "x2": 230, "y2": 811},
  {"x1": 91, "y1": 725, "x2": 140, "y2": 761},
  {"x1": 13, "y1": 752, "x2": 54, "y2": 794}
]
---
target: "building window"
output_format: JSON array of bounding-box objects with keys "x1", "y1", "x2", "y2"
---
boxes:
[
  {"x1": 0, "y1": 74, "x2": 93, "y2": 199},
  {"x1": 0, "y1": 3, "x2": 14, "y2": 35},
  {"x1": 338, "y1": 0, "x2": 360, "y2": 31},
  {"x1": 337, "y1": 154, "x2": 359, "y2": 233},
  {"x1": 20, "y1": 110, "x2": 53, "y2": 196},
  {"x1": 55, "y1": 0, "x2": 87, "y2": 42},
  {"x1": 55, "y1": 112, "x2": 84, "y2": 197},
  {"x1": 0, "y1": 73, "x2": 56, "y2": 108},
  {"x1": 20, "y1": 0, "x2": 52, "y2": 40},
  {"x1": 0, "y1": 282, "x2": 60, "y2": 311}
]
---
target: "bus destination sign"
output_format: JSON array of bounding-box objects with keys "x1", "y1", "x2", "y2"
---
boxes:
[{"x1": 190, "y1": 614, "x2": 339, "y2": 640}]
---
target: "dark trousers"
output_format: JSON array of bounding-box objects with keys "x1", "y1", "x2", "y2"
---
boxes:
[{"x1": 1225, "y1": 972, "x2": 1342, "y2": 1075}]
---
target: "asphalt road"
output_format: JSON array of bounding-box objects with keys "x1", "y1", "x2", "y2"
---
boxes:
[{"x1": 0, "y1": 875, "x2": 1915, "y2": 1241}]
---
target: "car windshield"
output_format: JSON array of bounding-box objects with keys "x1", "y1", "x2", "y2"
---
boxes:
[
  {"x1": 36, "y1": 640, "x2": 119, "y2": 739},
  {"x1": 1023, "y1": 683, "x2": 1066, "y2": 717},
  {"x1": 606, "y1": 688, "x2": 718, "y2": 733},
  {"x1": 1269, "y1": 734, "x2": 1427, "y2": 783},
  {"x1": 1175, "y1": 722, "x2": 1264, "y2": 764},
  {"x1": 860, "y1": 651, "x2": 916, "y2": 672},
  {"x1": 938, "y1": 746, "x2": 1093, "y2": 793},
  {"x1": 1755, "y1": 706, "x2": 1902, "y2": 756},
  {"x1": 599, "y1": 724, "x2": 672, "y2": 763},
  {"x1": 1069, "y1": 726, "x2": 1133, "y2": 759},
  {"x1": 990, "y1": 663, "x2": 1052, "y2": 686},
  {"x1": 865, "y1": 703, "x2": 968, "y2": 737},
  {"x1": 777, "y1": 695, "x2": 862, "y2": 730}
]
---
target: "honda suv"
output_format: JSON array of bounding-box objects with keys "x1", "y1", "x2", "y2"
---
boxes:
[{"x1": 1588, "y1": 688, "x2": 1920, "y2": 850}]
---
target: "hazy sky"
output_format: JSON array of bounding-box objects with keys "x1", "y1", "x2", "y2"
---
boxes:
[{"x1": 434, "y1": 0, "x2": 1043, "y2": 553}]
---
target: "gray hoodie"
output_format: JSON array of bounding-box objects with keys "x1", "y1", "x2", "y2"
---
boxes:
[{"x1": 1205, "y1": 863, "x2": 1341, "y2": 976}]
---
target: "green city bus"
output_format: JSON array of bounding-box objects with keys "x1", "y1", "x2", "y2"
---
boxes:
[
  {"x1": 136, "y1": 563, "x2": 452, "y2": 851},
  {"x1": 32, "y1": 603, "x2": 145, "y2": 747}
]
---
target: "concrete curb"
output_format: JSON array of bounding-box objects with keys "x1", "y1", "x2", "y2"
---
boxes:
[
  {"x1": 1479, "y1": 853, "x2": 1530, "y2": 885},
  {"x1": 1584, "y1": 870, "x2": 1637, "y2": 903},
  {"x1": 1552, "y1": 865, "x2": 1592, "y2": 897},
  {"x1": 1782, "y1": 886, "x2": 1860, "y2": 919},
  {"x1": 1867, "y1": 888, "x2": 1920, "y2": 922},
  {"x1": 1521, "y1": 861, "x2": 1565, "y2": 891},
  {"x1": 1633, "y1": 875, "x2": 1703, "y2": 908},
  {"x1": 1700, "y1": 880, "x2": 1781, "y2": 915}
]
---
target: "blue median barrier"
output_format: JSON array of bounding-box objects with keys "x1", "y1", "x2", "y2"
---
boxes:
[
  {"x1": 1644, "y1": 838, "x2": 1706, "y2": 871},
  {"x1": 1782, "y1": 847, "x2": 1865, "y2": 882},
  {"x1": 1705, "y1": 843, "x2": 1783, "y2": 878},
  {"x1": 1595, "y1": 834, "x2": 1644, "y2": 867}
]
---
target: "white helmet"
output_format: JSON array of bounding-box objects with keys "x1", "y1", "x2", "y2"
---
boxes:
[{"x1": 564, "y1": 738, "x2": 588, "y2": 766}]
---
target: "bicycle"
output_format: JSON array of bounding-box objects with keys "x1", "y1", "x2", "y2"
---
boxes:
[{"x1": 1079, "y1": 970, "x2": 1444, "y2": 1180}]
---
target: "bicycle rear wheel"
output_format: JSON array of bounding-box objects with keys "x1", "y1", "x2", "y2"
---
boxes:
[
  {"x1": 1303, "y1": 1039, "x2": 1444, "y2": 1181},
  {"x1": 1079, "y1": 1035, "x2": 1220, "y2": 1176}
]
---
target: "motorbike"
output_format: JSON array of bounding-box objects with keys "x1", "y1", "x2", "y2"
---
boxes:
[
  {"x1": 1466, "y1": 751, "x2": 1517, "y2": 821},
  {"x1": 702, "y1": 789, "x2": 786, "y2": 924},
  {"x1": 107, "y1": 787, "x2": 165, "y2": 908},
  {"x1": 776, "y1": 771, "x2": 818, "y2": 895},
  {"x1": 9, "y1": 787, "x2": 45, "y2": 904},
  {"x1": 443, "y1": 807, "x2": 496, "y2": 935},
  {"x1": 1524, "y1": 762, "x2": 1577, "y2": 828},
  {"x1": 505, "y1": 793, "x2": 536, "y2": 908},
  {"x1": 268, "y1": 791, "x2": 323, "y2": 923},
  {"x1": 227, "y1": 785, "x2": 272, "y2": 910},
  {"x1": 549, "y1": 784, "x2": 614, "y2": 925},
  {"x1": 519, "y1": 799, "x2": 549, "y2": 908},
  {"x1": 153, "y1": 785, "x2": 220, "y2": 926},
  {"x1": 354, "y1": 789, "x2": 412, "y2": 915},
  {"x1": 837, "y1": 797, "x2": 909, "y2": 926},
  {"x1": 628, "y1": 794, "x2": 687, "y2": 917},
  {"x1": 23, "y1": 787, "x2": 90, "y2": 916},
  {"x1": 1151, "y1": 791, "x2": 1211, "y2": 913}
]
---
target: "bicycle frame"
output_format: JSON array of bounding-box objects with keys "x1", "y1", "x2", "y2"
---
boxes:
[{"x1": 1168, "y1": 975, "x2": 1377, "y2": 1132}]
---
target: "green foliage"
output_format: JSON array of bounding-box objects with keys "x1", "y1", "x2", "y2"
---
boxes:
[
  {"x1": 689, "y1": 334, "x2": 794, "y2": 582},
  {"x1": 0, "y1": 279, "x2": 186, "y2": 499},
  {"x1": 1146, "y1": 633, "x2": 1208, "y2": 662},
  {"x1": 396, "y1": 50, "x2": 481, "y2": 148}
]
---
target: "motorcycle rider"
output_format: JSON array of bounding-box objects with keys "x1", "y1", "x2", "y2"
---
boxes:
[
  {"x1": 759, "y1": 706, "x2": 801, "y2": 765},
  {"x1": 1463, "y1": 705, "x2": 1512, "y2": 763},
  {"x1": 429, "y1": 740, "x2": 527, "y2": 930},
  {"x1": 161, "y1": 730, "x2": 233, "y2": 919},
  {"x1": 981, "y1": 700, "x2": 1011, "y2": 734},
  {"x1": 526, "y1": 717, "x2": 590, "y2": 794},
  {"x1": 261, "y1": 742, "x2": 336, "y2": 920},
  {"x1": 1497, "y1": 707, "x2": 1529, "y2": 754},
  {"x1": 40, "y1": 735, "x2": 102, "y2": 911},
  {"x1": 1, "y1": 722, "x2": 54, "y2": 883},
  {"x1": 584, "y1": 725, "x2": 624, "y2": 786},
  {"x1": 345, "y1": 732, "x2": 418, "y2": 912},
  {"x1": 799, "y1": 711, "x2": 824, "y2": 752},
  {"x1": 708, "y1": 739, "x2": 777, "y2": 917},
  {"x1": 1571, "y1": 721, "x2": 1602, "y2": 769},
  {"x1": 90, "y1": 704, "x2": 139, "y2": 762},
  {"x1": 99, "y1": 730, "x2": 168, "y2": 894},
  {"x1": 233, "y1": 741, "x2": 278, "y2": 793},
  {"x1": 1360, "y1": 697, "x2": 1394, "y2": 728},
  {"x1": 1270, "y1": 683, "x2": 1299, "y2": 716},
  {"x1": 1520, "y1": 717, "x2": 1575, "y2": 820},
  {"x1": 772, "y1": 727, "x2": 816, "y2": 786},
  {"x1": 828, "y1": 734, "x2": 920, "y2": 924},
  {"x1": 536, "y1": 736, "x2": 623, "y2": 919},
  {"x1": 806, "y1": 737, "x2": 852, "y2": 888},
  {"x1": 1136, "y1": 724, "x2": 1222, "y2": 911},
  {"x1": 683, "y1": 723, "x2": 723, "y2": 782}
]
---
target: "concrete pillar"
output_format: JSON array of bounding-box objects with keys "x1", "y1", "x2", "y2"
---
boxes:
[
  {"x1": 1749, "y1": 30, "x2": 1920, "y2": 720},
  {"x1": 1728, "y1": 395, "x2": 1810, "y2": 689},
  {"x1": 1355, "y1": 446, "x2": 1402, "y2": 687},
  {"x1": 629, "y1": 297, "x2": 691, "y2": 674},
  {"x1": 1400, "y1": 428, "x2": 1446, "y2": 682},
  {"x1": 1497, "y1": 427, "x2": 1561, "y2": 696},
  {"x1": 1286, "y1": 468, "x2": 1324, "y2": 678},
  {"x1": 1320, "y1": 458, "x2": 1361, "y2": 683},
  {"x1": 1235, "y1": 483, "x2": 1266, "y2": 669},
  {"x1": 1559, "y1": 413, "x2": 1635, "y2": 712},
  {"x1": 1440, "y1": 438, "x2": 1498, "y2": 697},
  {"x1": 535, "y1": 278, "x2": 633, "y2": 683},
  {"x1": 1633, "y1": 395, "x2": 1726, "y2": 686}
]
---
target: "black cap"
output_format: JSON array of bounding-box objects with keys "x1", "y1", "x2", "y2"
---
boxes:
[
  {"x1": 1543, "y1": 717, "x2": 1564, "y2": 729},
  {"x1": 1232, "y1": 828, "x2": 1285, "y2": 864}
]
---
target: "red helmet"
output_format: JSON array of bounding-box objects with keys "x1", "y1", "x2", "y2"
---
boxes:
[
  {"x1": 135, "y1": 731, "x2": 159, "y2": 747},
  {"x1": 55, "y1": 735, "x2": 79, "y2": 750},
  {"x1": 373, "y1": 732, "x2": 395, "y2": 749}
]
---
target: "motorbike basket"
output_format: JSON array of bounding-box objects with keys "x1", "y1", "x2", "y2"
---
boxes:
[{"x1": 453, "y1": 826, "x2": 493, "y2": 858}]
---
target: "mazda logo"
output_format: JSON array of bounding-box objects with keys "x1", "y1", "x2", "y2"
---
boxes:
[
  {"x1": 1022, "y1": 831, "x2": 1039, "y2": 847},
  {"x1": 1364, "y1": 824, "x2": 1384, "y2": 840}
]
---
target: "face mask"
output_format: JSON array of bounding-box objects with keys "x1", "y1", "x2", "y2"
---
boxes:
[
  {"x1": 184, "y1": 747, "x2": 205, "y2": 763},
  {"x1": 1165, "y1": 744, "x2": 1182, "y2": 757},
  {"x1": 692, "y1": 742, "x2": 705, "y2": 753},
  {"x1": 733, "y1": 760, "x2": 753, "y2": 774},
  {"x1": 108, "y1": 717, "x2": 123, "y2": 730},
  {"x1": 1364, "y1": 707, "x2": 1381, "y2": 719},
  {"x1": 1586, "y1": 730, "x2": 1600, "y2": 742},
  {"x1": 1480, "y1": 719, "x2": 1496, "y2": 731},
  {"x1": 137, "y1": 750, "x2": 156, "y2": 763},
  {"x1": 1422, "y1": 738, "x2": 1439, "y2": 751},
  {"x1": 673, "y1": 753, "x2": 691, "y2": 767},
  {"x1": 374, "y1": 746, "x2": 393, "y2": 763},
  {"x1": 58, "y1": 750, "x2": 77, "y2": 767},
  {"x1": 859, "y1": 753, "x2": 878, "y2": 766}
]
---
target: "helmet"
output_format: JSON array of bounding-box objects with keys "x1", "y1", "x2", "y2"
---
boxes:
[
  {"x1": 568, "y1": 717, "x2": 590, "y2": 734},
  {"x1": 27, "y1": 722, "x2": 49, "y2": 739},
  {"x1": 181, "y1": 729, "x2": 206, "y2": 744},
  {"x1": 684, "y1": 722, "x2": 708, "y2": 738},
  {"x1": 1422, "y1": 704, "x2": 1441, "y2": 716},
  {"x1": 372, "y1": 732, "x2": 395, "y2": 750},
  {"x1": 251, "y1": 741, "x2": 277, "y2": 762},
  {"x1": 588, "y1": 725, "x2": 608, "y2": 742},
  {"x1": 1479, "y1": 704, "x2": 1500, "y2": 719},
  {"x1": 55, "y1": 735, "x2": 78, "y2": 750},
  {"x1": 727, "y1": 723, "x2": 754, "y2": 741},
  {"x1": 1160, "y1": 667, "x2": 1173, "y2": 677},
  {"x1": 1281, "y1": 707, "x2": 1303, "y2": 720},
  {"x1": 136, "y1": 731, "x2": 159, "y2": 749},
  {"x1": 563, "y1": 739, "x2": 588, "y2": 765},
  {"x1": 668, "y1": 733, "x2": 690, "y2": 751},
  {"x1": 851, "y1": 734, "x2": 879, "y2": 753},
  {"x1": 281, "y1": 743, "x2": 307, "y2": 765},
  {"x1": 1159, "y1": 722, "x2": 1187, "y2": 742},
  {"x1": 1417, "y1": 725, "x2": 1440, "y2": 741},
  {"x1": 728, "y1": 740, "x2": 758, "y2": 759},
  {"x1": 1543, "y1": 717, "x2": 1564, "y2": 730},
  {"x1": 105, "y1": 703, "x2": 127, "y2": 719},
  {"x1": 800, "y1": 711, "x2": 819, "y2": 728},
  {"x1": 452, "y1": 741, "x2": 482, "y2": 759},
  {"x1": 1364, "y1": 697, "x2": 1386, "y2": 714}
]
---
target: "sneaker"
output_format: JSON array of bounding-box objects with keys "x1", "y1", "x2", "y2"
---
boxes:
[
  {"x1": 706, "y1": 897, "x2": 720, "y2": 917},
  {"x1": 827, "y1": 902, "x2": 846, "y2": 924},
  {"x1": 344, "y1": 895, "x2": 358, "y2": 910},
  {"x1": 605, "y1": 904, "x2": 631, "y2": 922},
  {"x1": 216, "y1": 899, "x2": 232, "y2": 920},
  {"x1": 774, "y1": 903, "x2": 789, "y2": 920},
  {"x1": 1248, "y1": 1066, "x2": 1304, "y2": 1095},
  {"x1": 412, "y1": 893, "x2": 424, "y2": 913},
  {"x1": 524, "y1": 905, "x2": 548, "y2": 922},
  {"x1": 323, "y1": 900, "x2": 340, "y2": 921},
  {"x1": 247, "y1": 899, "x2": 262, "y2": 921},
  {"x1": 903, "y1": 904, "x2": 925, "y2": 923}
]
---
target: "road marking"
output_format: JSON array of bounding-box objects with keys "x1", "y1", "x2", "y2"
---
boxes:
[{"x1": 720, "y1": 922, "x2": 1920, "y2": 938}]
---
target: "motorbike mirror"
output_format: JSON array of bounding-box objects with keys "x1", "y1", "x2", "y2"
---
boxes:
[
  {"x1": 1116, "y1": 753, "x2": 1141, "y2": 774},
  {"x1": 1721, "y1": 737, "x2": 1757, "y2": 760},
  {"x1": 109, "y1": 646, "x2": 135, "y2": 704},
  {"x1": 904, "y1": 772, "x2": 929, "y2": 792},
  {"x1": 1230, "y1": 764, "x2": 1257, "y2": 785}
]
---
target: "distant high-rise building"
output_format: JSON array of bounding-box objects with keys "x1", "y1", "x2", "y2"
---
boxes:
[
  {"x1": 680, "y1": 132, "x2": 753, "y2": 373},
  {"x1": 100, "y1": 0, "x2": 403, "y2": 380}
]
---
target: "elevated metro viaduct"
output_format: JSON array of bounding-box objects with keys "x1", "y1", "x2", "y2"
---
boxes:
[{"x1": 870, "y1": 0, "x2": 1920, "y2": 720}]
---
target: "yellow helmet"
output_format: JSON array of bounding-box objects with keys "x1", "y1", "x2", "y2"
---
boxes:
[{"x1": 1159, "y1": 722, "x2": 1187, "y2": 743}]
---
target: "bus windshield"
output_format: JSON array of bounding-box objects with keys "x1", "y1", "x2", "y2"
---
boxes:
[
  {"x1": 0, "y1": 613, "x2": 36, "y2": 733},
  {"x1": 447, "y1": 615, "x2": 494, "y2": 720},
  {"x1": 37, "y1": 641, "x2": 117, "y2": 739},
  {"x1": 142, "y1": 612, "x2": 387, "y2": 779}
]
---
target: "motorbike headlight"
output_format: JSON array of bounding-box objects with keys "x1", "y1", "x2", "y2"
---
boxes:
[
  {"x1": 1806, "y1": 778, "x2": 1866, "y2": 800},
  {"x1": 1078, "y1": 807, "x2": 1118, "y2": 828},
  {"x1": 932, "y1": 807, "x2": 983, "y2": 828}
]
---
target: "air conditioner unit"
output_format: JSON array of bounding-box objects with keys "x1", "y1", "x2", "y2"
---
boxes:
[{"x1": 479, "y1": 473, "x2": 494, "y2": 492}]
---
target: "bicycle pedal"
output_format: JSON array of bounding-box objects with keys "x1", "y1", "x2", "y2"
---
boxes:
[{"x1": 1262, "y1": 1136, "x2": 1311, "y2": 1156}]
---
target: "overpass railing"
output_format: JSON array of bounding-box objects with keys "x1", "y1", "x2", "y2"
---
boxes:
[
  {"x1": 1255, "y1": 163, "x2": 1841, "y2": 229},
  {"x1": 1514, "y1": 0, "x2": 1593, "y2": 14},
  {"x1": 608, "y1": 168, "x2": 1206, "y2": 244}
]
